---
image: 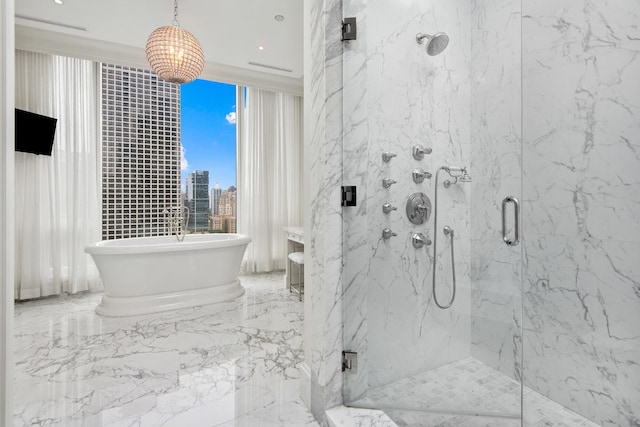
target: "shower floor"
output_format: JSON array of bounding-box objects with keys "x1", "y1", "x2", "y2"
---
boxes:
[{"x1": 348, "y1": 357, "x2": 601, "y2": 427}]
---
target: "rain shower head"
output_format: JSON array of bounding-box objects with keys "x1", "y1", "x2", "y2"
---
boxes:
[
  {"x1": 459, "y1": 171, "x2": 472, "y2": 182},
  {"x1": 416, "y1": 32, "x2": 449, "y2": 56}
]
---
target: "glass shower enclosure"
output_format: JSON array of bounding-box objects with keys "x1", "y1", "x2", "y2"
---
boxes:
[{"x1": 342, "y1": 1, "x2": 639, "y2": 426}]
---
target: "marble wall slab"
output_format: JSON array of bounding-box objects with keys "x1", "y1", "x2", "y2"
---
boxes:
[
  {"x1": 523, "y1": 236, "x2": 640, "y2": 426},
  {"x1": 470, "y1": 2, "x2": 640, "y2": 425},
  {"x1": 309, "y1": 0, "x2": 639, "y2": 425},
  {"x1": 304, "y1": 0, "x2": 346, "y2": 424},
  {"x1": 469, "y1": 0, "x2": 523, "y2": 382},
  {"x1": 342, "y1": 0, "x2": 473, "y2": 405},
  {"x1": 521, "y1": 1, "x2": 640, "y2": 425}
]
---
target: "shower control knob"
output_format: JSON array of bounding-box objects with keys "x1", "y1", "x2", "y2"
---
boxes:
[
  {"x1": 382, "y1": 228, "x2": 397, "y2": 240},
  {"x1": 382, "y1": 152, "x2": 397, "y2": 162},
  {"x1": 412, "y1": 168, "x2": 432, "y2": 183},
  {"x1": 382, "y1": 203, "x2": 397, "y2": 214},
  {"x1": 412, "y1": 232, "x2": 432, "y2": 249},
  {"x1": 406, "y1": 192, "x2": 432, "y2": 225},
  {"x1": 412, "y1": 145, "x2": 432, "y2": 160},
  {"x1": 382, "y1": 178, "x2": 397, "y2": 188}
]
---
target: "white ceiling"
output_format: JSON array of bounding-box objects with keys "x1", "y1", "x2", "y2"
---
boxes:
[{"x1": 15, "y1": 0, "x2": 304, "y2": 94}]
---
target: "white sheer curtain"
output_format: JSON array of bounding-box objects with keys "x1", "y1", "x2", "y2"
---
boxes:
[
  {"x1": 238, "y1": 87, "x2": 303, "y2": 273},
  {"x1": 14, "y1": 50, "x2": 101, "y2": 300}
]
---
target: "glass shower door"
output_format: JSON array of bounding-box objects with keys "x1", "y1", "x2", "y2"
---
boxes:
[
  {"x1": 520, "y1": 1, "x2": 640, "y2": 425},
  {"x1": 341, "y1": 0, "x2": 524, "y2": 424}
]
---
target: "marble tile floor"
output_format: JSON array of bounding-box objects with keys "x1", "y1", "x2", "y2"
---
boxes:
[
  {"x1": 13, "y1": 271, "x2": 319, "y2": 427},
  {"x1": 347, "y1": 358, "x2": 601, "y2": 427}
]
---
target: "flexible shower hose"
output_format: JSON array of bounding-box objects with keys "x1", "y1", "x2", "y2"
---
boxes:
[{"x1": 432, "y1": 167, "x2": 457, "y2": 309}]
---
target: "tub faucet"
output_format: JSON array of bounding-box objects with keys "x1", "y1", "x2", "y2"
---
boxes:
[{"x1": 163, "y1": 206, "x2": 189, "y2": 242}]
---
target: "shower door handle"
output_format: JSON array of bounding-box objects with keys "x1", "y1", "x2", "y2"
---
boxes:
[{"x1": 501, "y1": 196, "x2": 520, "y2": 247}]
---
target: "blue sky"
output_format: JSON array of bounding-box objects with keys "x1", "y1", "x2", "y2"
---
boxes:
[{"x1": 180, "y1": 79, "x2": 236, "y2": 191}]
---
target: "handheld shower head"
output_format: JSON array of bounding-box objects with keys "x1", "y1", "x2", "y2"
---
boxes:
[
  {"x1": 443, "y1": 166, "x2": 465, "y2": 173},
  {"x1": 441, "y1": 165, "x2": 471, "y2": 187},
  {"x1": 416, "y1": 32, "x2": 449, "y2": 56}
]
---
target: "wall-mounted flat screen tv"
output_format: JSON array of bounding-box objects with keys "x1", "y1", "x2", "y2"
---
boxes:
[{"x1": 15, "y1": 108, "x2": 57, "y2": 156}]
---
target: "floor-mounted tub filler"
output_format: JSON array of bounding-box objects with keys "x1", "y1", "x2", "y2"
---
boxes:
[{"x1": 85, "y1": 233, "x2": 251, "y2": 316}]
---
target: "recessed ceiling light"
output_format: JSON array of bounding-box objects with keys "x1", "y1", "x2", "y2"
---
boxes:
[
  {"x1": 274, "y1": 15, "x2": 284, "y2": 22},
  {"x1": 53, "y1": 0, "x2": 64, "y2": 4},
  {"x1": 257, "y1": 45, "x2": 265, "y2": 51}
]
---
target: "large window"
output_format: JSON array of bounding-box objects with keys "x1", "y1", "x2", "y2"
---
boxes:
[
  {"x1": 181, "y1": 80, "x2": 237, "y2": 233},
  {"x1": 101, "y1": 68, "x2": 236, "y2": 238}
]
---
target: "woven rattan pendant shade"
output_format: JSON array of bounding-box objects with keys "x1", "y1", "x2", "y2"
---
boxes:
[{"x1": 146, "y1": 25, "x2": 204, "y2": 84}]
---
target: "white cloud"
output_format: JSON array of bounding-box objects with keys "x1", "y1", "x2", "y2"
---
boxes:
[
  {"x1": 180, "y1": 145, "x2": 189, "y2": 171},
  {"x1": 226, "y1": 111, "x2": 236, "y2": 125}
]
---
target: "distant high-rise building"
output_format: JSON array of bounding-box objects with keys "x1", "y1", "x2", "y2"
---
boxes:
[
  {"x1": 210, "y1": 186, "x2": 236, "y2": 233},
  {"x1": 218, "y1": 191, "x2": 236, "y2": 217},
  {"x1": 211, "y1": 215, "x2": 236, "y2": 233},
  {"x1": 226, "y1": 216, "x2": 237, "y2": 233},
  {"x1": 210, "y1": 182, "x2": 222, "y2": 215},
  {"x1": 185, "y1": 170, "x2": 210, "y2": 232},
  {"x1": 101, "y1": 63, "x2": 181, "y2": 240},
  {"x1": 211, "y1": 215, "x2": 225, "y2": 232}
]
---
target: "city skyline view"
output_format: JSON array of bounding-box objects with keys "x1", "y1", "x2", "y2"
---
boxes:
[
  {"x1": 184, "y1": 169, "x2": 237, "y2": 233},
  {"x1": 180, "y1": 79, "x2": 237, "y2": 192}
]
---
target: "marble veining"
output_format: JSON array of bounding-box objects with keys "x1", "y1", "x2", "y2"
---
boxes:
[
  {"x1": 342, "y1": 0, "x2": 474, "y2": 404},
  {"x1": 469, "y1": 0, "x2": 640, "y2": 425},
  {"x1": 521, "y1": 1, "x2": 640, "y2": 426},
  {"x1": 326, "y1": 406, "x2": 397, "y2": 427},
  {"x1": 13, "y1": 272, "x2": 319, "y2": 427},
  {"x1": 305, "y1": 0, "x2": 346, "y2": 423},
  {"x1": 469, "y1": 0, "x2": 523, "y2": 384},
  {"x1": 314, "y1": 0, "x2": 639, "y2": 425},
  {"x1": 347, "y1": 358, "x2": 600, "y2": 427}
]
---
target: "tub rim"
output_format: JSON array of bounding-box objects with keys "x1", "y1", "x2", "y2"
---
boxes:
[{"x1": 85, "y1": 233, "x2": 252, "y2": 255}]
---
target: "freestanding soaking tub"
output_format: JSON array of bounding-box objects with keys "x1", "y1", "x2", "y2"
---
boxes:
[{"x1": 85, "y1": 233, "x2": 251, "y2": 317}]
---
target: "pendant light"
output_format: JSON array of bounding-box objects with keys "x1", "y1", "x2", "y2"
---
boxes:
[{"x1": 145, "y1": 0, "x2": 204, "y2": 84}]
